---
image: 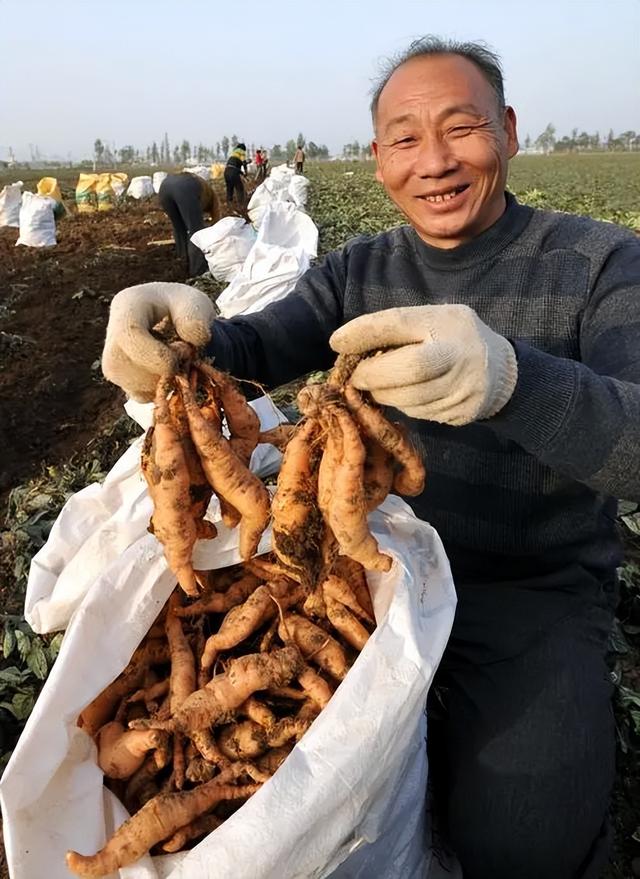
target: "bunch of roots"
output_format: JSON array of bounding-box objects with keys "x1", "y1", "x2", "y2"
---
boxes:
[{"x1": 68, "y1": 552, "x2": 375, "y2": 876}]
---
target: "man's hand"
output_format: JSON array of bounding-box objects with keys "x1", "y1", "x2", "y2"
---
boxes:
[
  {"x1": 102, "y1": 282, "x2": 216, "y2": 402},
  {"x1": 330, "y1": 305, "x2": 518, "y2": 426}
]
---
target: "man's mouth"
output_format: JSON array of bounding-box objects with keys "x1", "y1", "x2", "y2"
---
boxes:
[{"x1": 420, "y1": 184, "x2": 470, "y2": 204}]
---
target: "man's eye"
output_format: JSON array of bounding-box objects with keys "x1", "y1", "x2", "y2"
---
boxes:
[
  {"x1": 449, "y1": 126, "x2": 474, "y2": 136},
  {"x1": 393, "y1": 136, "x2": 416, "y2": 146}
]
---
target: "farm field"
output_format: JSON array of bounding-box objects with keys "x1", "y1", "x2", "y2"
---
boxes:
[{"x1": 0, "y1": 153, "x2": 639, "y2": 878}]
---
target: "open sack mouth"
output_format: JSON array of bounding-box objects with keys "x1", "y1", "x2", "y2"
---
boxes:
[{"x1": 419, "y1": 183, "x2": 470, "y2": 203}]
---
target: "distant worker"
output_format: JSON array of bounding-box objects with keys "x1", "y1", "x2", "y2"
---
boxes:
[
  {"x1": 255, "y1": 149, "x2": 266, "y2": 183},
  {"x1": 224, "y1": 142, "x2": 248, "y2": 206},
  {"x1": 157, "y1": 172, "x2": 219, "y2": 276},
  {"x1": 294, "y1": 144, "x2": 305, "y2": 173}
]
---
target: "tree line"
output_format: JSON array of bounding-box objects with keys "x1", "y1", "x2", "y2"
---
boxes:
[
  {"x1": 526, "y1": 125, "x2": 640, "y2": 155},
  {"x1": 92, "y1": 132, "x2": 330, "y2": 167}
]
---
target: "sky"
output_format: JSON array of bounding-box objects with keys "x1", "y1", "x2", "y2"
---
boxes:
[{"x1": 1, "y1": 0, "x2": 639, "y2": 161}]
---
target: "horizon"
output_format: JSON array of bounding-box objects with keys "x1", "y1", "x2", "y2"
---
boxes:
[{"x1": 1, "y1": 0, "x2": 639, "y2": 162}]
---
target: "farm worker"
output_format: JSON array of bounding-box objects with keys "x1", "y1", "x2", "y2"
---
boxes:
[
  {"x1": 157, "y1": 173, "x2": 219, "y2": 276},
  {"x1": 294, "y1": 144, "x2": 305, "y2": 173},
  {"x1": 224, "y1": 142, "x2": 248, "y2": 206},
  {"x1": 102, "y1": 36, "x2": 640, "y2": 879},
  {"x1": 254, "y1": 149, "x2": 267, "y2": 183}
]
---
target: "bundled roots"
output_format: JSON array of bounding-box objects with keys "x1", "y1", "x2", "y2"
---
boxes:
[
  {"x1": 69, "y1": 552, "x2": 376, "y2": 875},
  {"x1": 66, "y1": 344, "x2": 428, "y2": 875},
  {"x1": 141, "y1": 346, "x2": 269, "y2": 594},
  {"x1": 270, "y1": 354, "x2": 425, "y2": 583}
]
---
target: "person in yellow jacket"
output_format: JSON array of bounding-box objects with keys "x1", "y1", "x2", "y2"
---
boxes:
[{"x1": 224, "y1": 143, "x2": 248, "y2": 206}]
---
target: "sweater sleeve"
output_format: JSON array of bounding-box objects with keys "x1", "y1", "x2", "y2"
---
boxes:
[
  {"x1": 489, "y1": 239, "x2": 640, "y2": 500},
  {"x1": 205, "y1": 247, "x2": 348, "y2": 388}
]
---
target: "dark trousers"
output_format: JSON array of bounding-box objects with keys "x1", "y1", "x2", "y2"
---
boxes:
[
  {"x1": 224, "y1": 168, "x2": 245, "y2": 205},
  {"x1": 428, "y1": 574, "x2": 616, "y2": 879},
  {"x1": 157, "y1": 174, "x2": 207, "y2": 276},
  {"x1": 295, "y1": 162, "x2": 304, "y2": 173}
]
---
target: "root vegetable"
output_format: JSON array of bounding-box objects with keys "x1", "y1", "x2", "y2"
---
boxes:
[
  {"x1": 96, "y1": 722, "x2": 168, "y2": 780},
  {"x1": 191, "y1": 728, "x2": 229, "y2": 766},
  {"x1": 343, "y1": 384, "x2": 425, "y2": 497},
  {"x1": 66, "y1": 780, "x2": 260, "y2": 877},
  {"x1": 217, "y1": 720, "x2": 267, "y2": 760},
  {"x1": 166, "y1": 592, "x2": 196, "y2": 713},
  {"x1": 176, "y1": 375, "x2": 270, "y2": 561},
  {"x1": 256, "y1": 745, "x2": 293, "y2": 776},
  {"x1": 174, "y1": 572, "x2": 261, "y2": 616},
  {"x1": 198, "y1": 363, "x2": 260, "y2": 467},
  {"x1": 79, "y1": 641, "x2": 170, "y2": 736},
  {"x1": 168, "y1": 390, "x2": 215, "y2": 527},
  {"x1": 298, "y1": 666, "x2": 333, "y2": 709},
  {"x1": 162, "y1": 811, "x2": 223, "y2": 853},
  {"x1": 278, "y1": 614, "x2": 348, "y2": 681},
  {"x1": 134, "y1": 647, "x2": 304, "y2": 734},
  {"x1": 333, "y1": 557, "x2": 374, "y2": 620},
  {"x1": 200, "y1": 580, "x2": 305, "y2": 670},
  {"x1": 200, "y1": 585, "x2": 278, "y2": 670},
  {"x1": 173, "y1": 734, "x2": 186, "y2": 790},
  {"x1": 322, "y1": 573, "x2": 374, "y2": 624},
  {"x1": 185, "y1": 756, "x2": 218, "y2": 785},
  {"x1": 144, "y1": 377, "x2": 200, "y2": 596},
  {"x1": 325, "y1": 596, "x2": 370, "y2": 651},
  {"x1": 258, "y1": 424, "x2": 296, "y2": 451},
  {"x1": 271, "y1": 419, "x2": 325, "y2": 585},
  {"x1": 241, "y1": 696, "x2": 276, "y2": 729},
  {"x1": 323, "y1": 407, "x2": 392, "y2": 573},
  {"x1": 363, "y1": 438, "x2": 394, "y2": 512}
]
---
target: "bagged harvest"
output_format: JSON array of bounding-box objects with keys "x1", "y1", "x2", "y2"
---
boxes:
[
  {"x1": 216, "y1": 201, "x2": 318, "y2": 318},
  {"x1": 153, "y1": 172, "x2": 168, "y2": 194},
  {"x1": 0, "y1": 181, "x2": 23, "y2": 227},
  {"x1": 190, "y1": 216, "x2": 257, "y2": 281},
  {"x1": 76, "y1": 173, "x2": 98, "y2": 213},
  {"x1": 1, "y1": 494, "x2": 455, "y2": 879},
  {"x1": 127, "y1": 176, "x2": 154, "y2": 200},
  {"x1": 16, "y1": 192, "x2": 57, "y2": 247}
]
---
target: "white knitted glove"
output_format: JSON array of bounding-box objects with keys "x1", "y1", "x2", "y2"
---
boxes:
[
  {"x1": 330, "y1": 305, "x2": 518, "y2": 425},
  {"x1": 102, "y1": 282, "x2": 216, "y2": 402}
]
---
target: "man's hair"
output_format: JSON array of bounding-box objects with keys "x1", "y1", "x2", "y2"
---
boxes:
[{"x1": 370, "y1": 36, "x2": 506, "y2": 126}]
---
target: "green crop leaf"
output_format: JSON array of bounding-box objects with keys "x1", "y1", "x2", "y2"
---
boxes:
[
  {"x1": 10, "y1": 691, "x2": 35, "y2": 721},
  {"x1": 26, "y1": 639, "x2": 49, "y2": 680},
  {"x1": 48, "y1": 633, "x2": 64, "y2": 662},
  {"x1": 3, "y1": 625, "x2": 16, "y2": 659},
  {"x1": 14, "y1": 630, "x2": 31, "y2": 662}
]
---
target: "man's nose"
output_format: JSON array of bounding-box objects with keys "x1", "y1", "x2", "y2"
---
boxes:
[{"x1": 413, "y1": 134, "x2": 458, "y2": 178}]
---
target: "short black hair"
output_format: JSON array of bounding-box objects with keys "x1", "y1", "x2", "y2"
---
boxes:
[
  {"x1": 237, "y1": 142, "x2": 246, "y2": 150},
  {"x1": 371, "y1": 36, "x2": 506, "y2": 126}
]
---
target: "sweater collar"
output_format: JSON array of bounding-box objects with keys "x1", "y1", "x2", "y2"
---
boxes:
[{"x1": 408, "y1": 192, "x2": 533, "y2": 270}]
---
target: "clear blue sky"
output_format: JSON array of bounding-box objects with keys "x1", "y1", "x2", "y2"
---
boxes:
[{"x1": 1, "y1": 0, "x2": 639, "y2": 160}]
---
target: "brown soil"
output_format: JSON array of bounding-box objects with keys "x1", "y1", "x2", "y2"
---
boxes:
[{"x1": 0, "y1": 193, "x2": 239, "y2": 508}]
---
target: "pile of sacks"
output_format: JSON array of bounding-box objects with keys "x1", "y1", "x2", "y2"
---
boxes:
[
  {"x1": 191, "y1": 165, "x2": 317, "y2": 318},
  {"x1": 0, "y1": 178, "x2": 65, "y2": 247}
]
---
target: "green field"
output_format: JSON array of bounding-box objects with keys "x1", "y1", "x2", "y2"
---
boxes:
[{"x1": 304, "y1": 153, "x2": 640, "y2": 253}]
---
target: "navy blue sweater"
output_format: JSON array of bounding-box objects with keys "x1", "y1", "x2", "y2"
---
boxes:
[{"x1": 208, "y1": 194, "x2": 640, "y2": 593}]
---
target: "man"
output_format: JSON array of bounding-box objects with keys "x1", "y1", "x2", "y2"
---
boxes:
[
  {"x1": 157, "y1": 172, "x2": 219, "y2": 276},
  {"x1": 102, "y1": 37, "x2": 640, "y2": 879},
  {"x1": 224, "y1": 141, "x2": 248, "y2": 205},
  {"x1": 294, "y1": 144, "x2": 305, "y2": 173}
]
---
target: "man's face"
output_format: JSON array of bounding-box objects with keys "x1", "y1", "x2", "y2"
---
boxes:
[{"x1": 372, "y1": 54, "x2": 519, "y2": 248}]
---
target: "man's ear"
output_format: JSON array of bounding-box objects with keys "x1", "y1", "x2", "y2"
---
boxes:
[
  {"x1": 504, "y1": 107, "x2": 519, "y2": 159},
  {"x1": 372, "y1": 140, "x2": 384, "y2": 183}
]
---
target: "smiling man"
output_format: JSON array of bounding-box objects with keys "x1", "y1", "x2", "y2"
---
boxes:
[{"x1": 102, "y1": 36, "x2": 640, "y2": 879}]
